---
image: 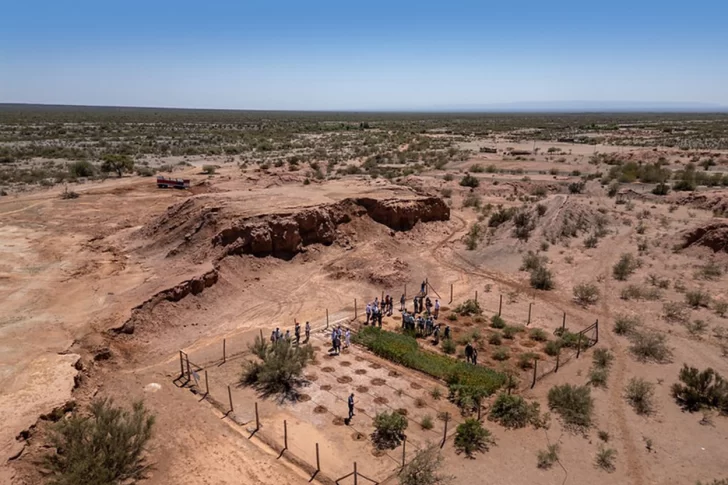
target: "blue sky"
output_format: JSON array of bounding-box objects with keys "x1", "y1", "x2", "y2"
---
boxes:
[{"x1": 1, "y1": 0, "x2": 727, "y2": 110}]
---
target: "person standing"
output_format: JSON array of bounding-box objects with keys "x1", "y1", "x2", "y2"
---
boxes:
[
  {"x1": 345, "y1": 328, "x2": 351, "y2": 349},
  {"x1": 377, "y1": 309, "x2": 383, "y2": 327},
  {"x1": 365, "y1": 303, "x2": 371, "y2": 325},
  {"x1": 421, "y1": 280, "x2": 426, "y2": 294},
  {"x1": 270, "y1": 330, "x2": 277, "y2": 344},
  {"x1": 348, "y1": 393, "x2": 355, "y2": 420},
  {"x1": 434, "y1": 300, "x2": 440, "y2": 319},
  {"x1": 294, "y1": 322, "x2": 301, "y2": 345},
  {"x1": 400, "y1": 294, "x2": 406, "y2": 312},
  {"x1": 444, "y1": 325, "x2": 451, "y2": 340},
  {"x1": 465, "y1": 342, "x2": 474, "y2": 364},
  {"x1": 305, "y1": 321, "x2": 311, "y2": 342},
  {"x1": 472, "y1": 347, "x2": 478, "y2": 366}
]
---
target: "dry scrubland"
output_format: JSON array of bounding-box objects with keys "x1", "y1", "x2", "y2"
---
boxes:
[{"x1": 2, "y1": 105, "x2": 728, "y2": 485}]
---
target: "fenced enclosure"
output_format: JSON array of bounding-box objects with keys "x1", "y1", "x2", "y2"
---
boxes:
[{"x1": 172, "y1": 277, "x2": 598, "y2": 483}]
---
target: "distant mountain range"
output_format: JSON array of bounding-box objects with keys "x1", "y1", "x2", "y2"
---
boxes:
[{"x1": 419, "y1": 101, "x2": 728, "y2": 113}]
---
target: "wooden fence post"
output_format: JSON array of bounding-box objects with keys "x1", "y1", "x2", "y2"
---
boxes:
[
  {"x1": 475, "y1": 290, "x2": 478, "y2": 303},
  {"x1": 441, "y1": 417, "x2": 449, "y2": 448},
  {"x1": 227, "y1": 385, "x2": 234, "y2": 413},
  {"x1": 354, "y1": 299, "x2": 357, "y2": 320},
  {"x1": 354, "y1": 462, "x2": 358, "y2": 485},
  {"x1": 402, "y1": 435, "x2": 407, "y2": 467},
  {"x1": 531, "y1": 358, "x2": 537, "y2": 389},
  {"x1": 527, "y1": 303, "x2": 532, "y2": 325},
  {"x1": 223, "y1": 338, "x2": 226, "y2": 363},
  {"x1": 404, "y1": 284, "x2": 407, "y2": 297},
  {"x1": 179, "y1": 350, "x2": 184, "y2": 377},
  {"x1": 498, "y1": 294, "x2": 503, "y2": 316},
  {"x1": 555, "y1": 352, "x2": 560, "y2": 373},
  {"x1": 576, "y1": 333, "x2": 583, "y2": 358},
  {"x1": 326, "y1": 308, "x2": 329, "y2": 329},
  {"x1": 186, "y1": 355, "x2": 191, "y2": 380},
  {"x1": 562, "y1": 312, "x2": 566, "y2": 332},
  {"x1": 450, "y1": 283, "x2": 453, "y2": 304},
  {"x1": 205, "y1": 370, "x2": 209, "y2": 396},
  {"x1": 595, "y1": 319, "x2": 599, "y2": 343},
  {"x1": 259, "y1": 328, "x2": 264, "y2": 342},
  {"x1": 284, "y1": 420, "x2": 288, "y2": 451},
  {"x1": 316, "y1": 443, "x2": 320, "y2": 471},
  {"x1": 255, "y1": 402, "x2": 260, "y2": 430}
]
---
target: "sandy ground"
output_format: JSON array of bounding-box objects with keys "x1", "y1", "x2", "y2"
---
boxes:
[{"x1": 3, "y1": 149, "x2": 728, "y2": 485}]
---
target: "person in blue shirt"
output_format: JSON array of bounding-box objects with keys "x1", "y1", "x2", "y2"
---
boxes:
[{"x1": 348, "y1": 393, "x2": 355, "y2": 420}]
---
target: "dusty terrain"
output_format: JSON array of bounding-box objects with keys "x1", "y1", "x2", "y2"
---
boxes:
[{"x1": 2, "y1": 110, "x2": 728, "y2": 485}]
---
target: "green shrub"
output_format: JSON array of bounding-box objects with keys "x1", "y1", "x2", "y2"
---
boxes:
[
  {"x1": 547, "y1": 384, "x2": 594, "y2": 430},
  {"x1": 442, "y1": 338, "x2": 456, "y2": 355},
  {"x1": 614, "y1": 314, "x2": 641, "y2": 335},
  {"x1": 399, "y1": 445, "x2": 450, "y2": 485},
  {"x1": 460, "y1": 174, "x2": 480, "y2": 188},
  {"x1": 625, "y1": 377, "x2": 655, "y2": 415},
  {"x1": 671, "y1": 365, "x2": 728, "y2": 413},
  {"x1": 697, "y1": 260, "x2": 723, "y2": 280},
  {"x1": 492, "y1": 348, "x2": 509, "y2": 361},
  {"x1": 714, "y1": 300, "x2": 728, "y2": 317},
  {"x1": 613, "y1": 253, "x2": 638, "y2": 281},
  {"x1": 502, "y1": 326, "x2": 518, "y2": 339},
  {"x1": 488, "y1": 393, "x2": 542, "y2": 429},
  {"x1": 544, "y1": 340, "x2": 562, "y2": 356},
  {"x1": 584, "y1": 234, "x2": 599, "y2": 248},
  {"x1": 372, "y1": 411, "x2": 408, "y2": 449},
  {"x1": 201, "y1": 164, "x2": 217, "y2": 174},
  {"x1": 463, "y1": 193, "x2": 481, "y2": 209},
  {"x1": 588, "y1": 368, "x2": 609, "y2": 388},
  {"x1": 521, "y1": 251, "x2": 547, "y2": 272},
  {"x1": 488, "y1": 207, "x2": 516, "y2": 227},
  {"x1": 68, "y1": 160, "x2": 95, "y2": 178},
  {"x1": 573, "y1": 282, "x2": 600, "y2": 305},
  {"x1": 620, "y1": 284, "x2": 661, "y2": 301},
  {"x1": 446, "y1": 313, "x2": 458, "y2": 321},
  {"x1": 490, "y1": 314, "x2": 506, "y2": 329},
  {"x1": 454, "y1": 419, "x2": 494, "y2": 457},
  {"x1": 529, "y1": 328, "x2": 548, "y2": 342},
  {"x1": 45, "y1": 398, "x2": 155, "y2": 485},
  {"x1": 241, "y1": 338, "x2": 315, "y2": 401},
  {"x1": 430, "y1": 387, "x2": 443, "y2": 400},
  {"x1": 686, "y1": 289, "x2": 711, "y2": 308},
  {"x1": 537, "y1": 444, "x2": 559, "y2": 469},
  {"x1": 530, "y1": 266, "x2": 554, "y2": 290},
  {"x1": 663, "y1": 301, "x2": 690, "y2": 323},
  {"x1": 420, "y1": 415, "x2": 434, "y2": 430},
  {"x1": 518, "y1": 352, "x2": 538, "y2": 370},
  {"x1": 592, "y1": 348, "x2": 614, "y2": 369},
  {"x1": 455, "y1": 299, "x2": 482, "y2": 316},
  {"x1": 629, "y1": 331, "x2": 671, "y2": 363},
  {"x1": 488, "y1": 333, "x2": 502, "y2": 346},
  {"x1": 595, "y1": 446, "x2": 617, "y2": 472}
]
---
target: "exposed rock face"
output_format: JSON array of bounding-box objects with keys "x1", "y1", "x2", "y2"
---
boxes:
[
  {"x1": 679, "y1": 222, "x2": 728, "y2": 253},
  {"x1": 356, "y1": 197, "x2": 450, "y2": 231},
  {"x1": 113, "y1": 269, "x2": 218, "y2": 334},
  {"x1": 676, "y1": 191, "x2": 728, "y2": 215}
]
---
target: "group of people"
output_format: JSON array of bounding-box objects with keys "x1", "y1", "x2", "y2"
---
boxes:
[
  {"x1": 464, "y1": 341, "x2": 479, "y2": 365},
  {"x1": 330, "y1": 325, "x2": 351, "y2": 355},
  {"x1": 270, "y1": 321, "x2": 311, "y2": 346},
  {"x1": 365, "y1": 296, "x2": 394, "y2": 326}
]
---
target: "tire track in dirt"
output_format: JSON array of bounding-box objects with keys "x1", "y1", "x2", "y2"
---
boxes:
[{"x1": 596, "y1": 227, "x2": 647, "y2": 485}]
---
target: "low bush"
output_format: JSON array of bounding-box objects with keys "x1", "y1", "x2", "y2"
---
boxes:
[
  {"x1": 614, "y1": 314, "x2": 641, "y2": 336},
  {"x1": 454, "y1": 419, "x2": 494, "y2": 458},
  {"x1": 663, "y1": 301, "x2": 690, "y2": 323},
  {"x1": 544, "y1": 340, "x2": 562, "y2": 356},
  {"x1": 592, "y1": 348, "x2": 614, "y2": 369},
  {"x1": 492, "y1": 348, "x2": 509, "y2": 361},
  {"x1": 45, "y1": 398, "x2": 155, "y2": 485},
  {"x1": 490, "y1": 315, "x2": 506, "y2": 329},
  {"x1": 68, "y1": 160, "x2": 95, "y2": 178},
  {"x1": 547, "y1": 384, "x2": 594, "y2": 431},
  {"x1": 488, "y1": 393, "x2": 543, "y2": 429},
  {"x1": 460, "y1": 174, "x2": 480, "y2": 188},
  {"x1": 463, "y1": 193, "x2": 481, "y2": 209},
  {"x1": 442, "y1": 338, "x2": 456, "y2": 355},
  {"x1": 671, "y1": 365, "x2": 728, "y2": 414},
  {"x1": 529, "y1": 328, "x2": 548, "y2": 342},
  {"x1": 455, "y1": 299, "x2": 482, "y2": 316},
  {"x1": 372, "y1": 411, "x2": 408, "y2": 449},
  {"x1": 584, "y1": 233, "x2": 599, "y2": 248},
  {"x1": 518, "y1": 352, "x2": 538, "y2": 370},
  {"x1": 613, "y1": 253, "x2": 639, "y2": 281},
  {"x1": 521, "y1": 251, "x2": 547, "y2": 272},
  {"x1": 629, "y1": 331, "x2": 671, "y2": 363},
  {"x1": 697, "y1": 260, "x2": 723, "y2": 280},
  {"x1": 530, "y1": 266, "x2": 554, "y2": 290},
  {"x1": 399, "y1": 445, "x2": 451, "y2": 485},
  {"x1": 537, "y1": 444, "x2": 560, "y2": 469},
  {"x1": 502, "y1": 326, "x2": 519, "y2": 339},
  {"x1": 595, "y1": 446, "x2": 617, "y2": 472},
  {"x1": 686, "y1": 289, "x2": 712, "y2": 308},
  {"x1": 625, "y1": 377, "x2": 655, "y2": 415},
  {"x1": 714, "y1": 300, "x2": 728, "y2": 317},
  {"x1": 488, "y1": 333, "x2": 502, "y2": 346},
  {"x1": 573, "y1": 282, "x2": 600, "y2": 306},
  {"x1": 620, "y1": 284, "x2": 660, "y2": 301},
  {"x1": 201, "y1": 164, "x2": 217, "y2": 174},
  {"x1": 420, "y1": 415, "x2": 434, "y2": 430},
  {"x1": 588, "y1": 368, "x2": 609, "y2": 388}
]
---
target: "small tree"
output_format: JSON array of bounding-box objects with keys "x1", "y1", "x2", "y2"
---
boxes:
[
  {"x1": 671, "y1": 365, "x2": 728, "y2": 413},
  {"x1": 372, "y1": 411, "x2": 408, "y2": 449},
  {"x1": 68, "y1": 160, "x2": 95, "y2": 178},
  {"x1": 625, "y1": 377, "x2": 655, "y2": 415},
  {"x1": 460, "y1": 174, "x2": 480, "y2": 188},
  {"x1": 241, "y1": 338, "x2": 314, "y2": 401},
  {"x1": 100, "y1": 154, "x2": 134, "y2": 177},
  {"x1": 399, "y1": 444, "x2": 452, "y2": 485},
  {"x1": 613, "y1": 253, "x2": 638, "y2": 281},
  {"x1": 454, "y1": 418, "x2": 494, "y2": 458},
  {"x1": 629, "y1": 331, "x2": 671, "y2": 363},
  {"x1": 45, "y1": 398, "x2": 155, "y2": 485},
  {"x1": 530, "y1": 266, "x2": 554, "y2": 290},
  {"x1": 488, "y1": 393, "x2": 543, "y2": 429}
]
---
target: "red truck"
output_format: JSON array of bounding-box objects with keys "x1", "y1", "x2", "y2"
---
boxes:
[{"x1": 156, "y1": 176, "x2": 190, "y2": 189}]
